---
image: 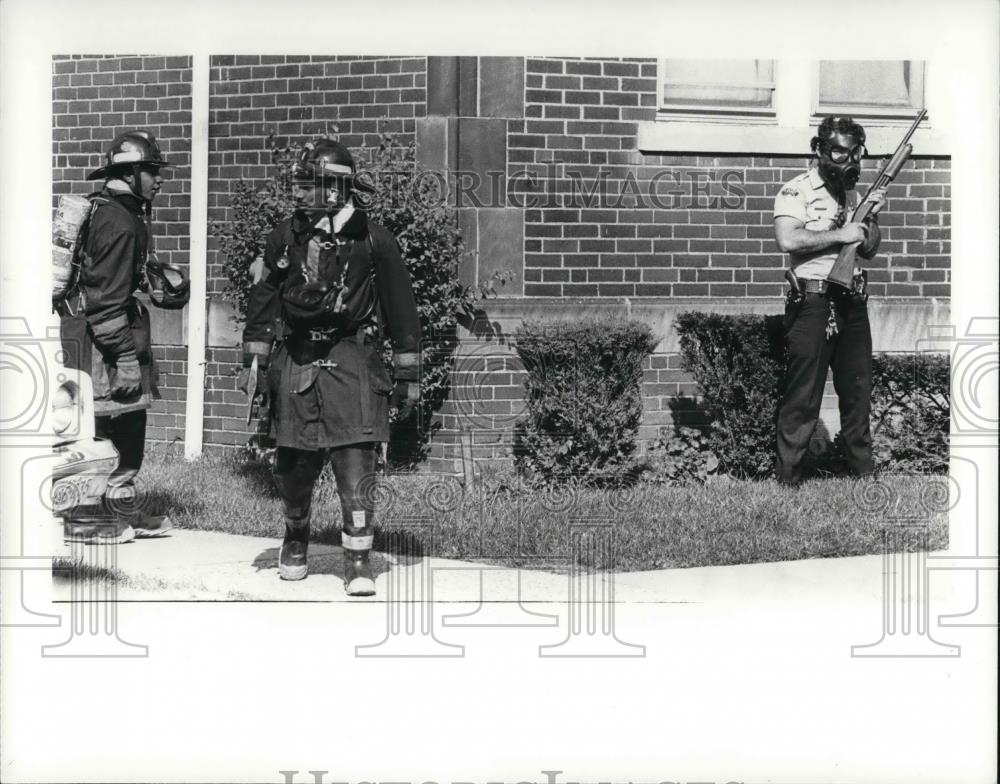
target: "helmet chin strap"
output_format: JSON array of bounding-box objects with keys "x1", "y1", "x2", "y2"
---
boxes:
[
  {"x1": 129, "y1": 163, "x2": 146, "y2": 201},
  {"x1": 326, "y1": 184, "x2": 345, "y2": 212}
]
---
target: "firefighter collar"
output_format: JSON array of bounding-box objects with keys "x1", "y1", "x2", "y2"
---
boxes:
[
  {"x1": 103, "y1": 180, "x2": 145, "y2": 212},
  {"x1": 314, "y1": 201, "x2": 355, "y2": 236},
  {"x1": 311, "y1": 203, "x2": 368, "y2": 241},
  {"x1": 105, "y1": 178, "x2": 133, "y2": 193}
]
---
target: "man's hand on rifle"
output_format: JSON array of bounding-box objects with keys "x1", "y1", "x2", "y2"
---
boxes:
[
  {"x1": 839, "y1": 223, "x2": 869, "y2": 245},
  {"x1": 838, "y1": 187, "x2": 888, "y2": 245},
  {"x1": 858, "y1": 187, "x2": 886, "y2": 258},
  {"x1": 866, "y1": 186, "x2": 888, "y2": 216}
]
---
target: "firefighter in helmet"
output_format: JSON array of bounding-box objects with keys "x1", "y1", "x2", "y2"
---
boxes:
[
  {"x1": 58, "y1": 130, "x2": 186, "y2": 542},
  {"x1": 238, "y1": 138, "x2": 421, "y2": 595}
]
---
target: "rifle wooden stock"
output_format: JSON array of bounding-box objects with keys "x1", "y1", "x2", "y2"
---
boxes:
[
  {"x1": 826, "y1": 110, "x2": 926, "y2": 288},
  {"x1": 828, "y1": 240, "x2": 862, "y2": 288}
]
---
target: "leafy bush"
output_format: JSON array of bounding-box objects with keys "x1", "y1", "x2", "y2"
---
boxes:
[
  {"x1": 673, "y1": 312, "x2": 786, "y2": 479},
  {"x1": 211, "y1": 135, "x2": 297, "y2": 318},
  {"x1": 513, "y1": 319, "x2": 658, "y2": 484},
  {"x1": 868, "y1": 352, "x2": 949, "y2": 472},
  {"x1": 355, "y1": 134, "x2": 511, "y2": 465},
  {"x1": 643, "y1": 425, "x2": 720, "y2": 484},
  {"x1": 669, "y1": 312, "x2": 950, "y2": 479},
  {"x1": 210, "y1": 129, "x2": 511, "y2": 467}
]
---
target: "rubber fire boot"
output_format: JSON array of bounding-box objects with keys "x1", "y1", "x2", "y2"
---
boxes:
[
  {"x1": 279, "y1": 516, "x2": 310, "y2": 581},
  {"x1": 342, "y1": 527, "x2": 375, "y2": 596},
  {"x1": 343, "y1": 549, "x2": 375, "y2": 596}
]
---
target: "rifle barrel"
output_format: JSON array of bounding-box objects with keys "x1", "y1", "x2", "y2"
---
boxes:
[
  {"x1": 859, "y1": 110, "x2": 926, "y2": 203},
  {"x1": 897, "y1": 108, "x2": 928, "y2": 149}
]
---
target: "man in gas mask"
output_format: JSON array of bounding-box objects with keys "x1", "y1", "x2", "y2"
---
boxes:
[
  {"x1": 58, "y1": 130, "x2": 183, "y2": 541},
  {"x1": 238, "y1": 138, "x2": 421, "y2": 595},
  {"x1": 772, "y1": 116, "x2": 886, "y2": 486}
]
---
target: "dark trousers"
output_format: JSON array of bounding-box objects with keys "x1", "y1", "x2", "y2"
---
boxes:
[
  {"x1": 95, "y1": 409, "x2": 147, "y2": 500},
  {"x1": 273, "y1": 444, "x2": 377, "y2": 536},
  {"x1": 776, "y1": 292, "x2": 874, "y2": 484}
]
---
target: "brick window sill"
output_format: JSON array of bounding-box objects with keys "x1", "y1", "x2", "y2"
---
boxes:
[{"x1": 637, "y1": 119, "x2": 951, "y2": 157}]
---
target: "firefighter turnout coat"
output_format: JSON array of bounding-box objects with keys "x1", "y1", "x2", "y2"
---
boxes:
[
  {"x1": 242, "y1": 206, "x2": 421, "y2": 450},
  {"x1": 58, "y1": 185, "x2": 159, "y2": 418}
]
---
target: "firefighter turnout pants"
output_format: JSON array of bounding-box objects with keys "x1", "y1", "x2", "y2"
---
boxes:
[{"x1": 273, "y1": 444, "x2": 377, "y2": 552}]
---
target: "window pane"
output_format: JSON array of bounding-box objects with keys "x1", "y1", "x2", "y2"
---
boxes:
[
  {"x1": 661, "y1": 59, "x2": 774, "y2": 112},
  {"x1": 818, "y1": 60, "x2": 924, "y2": 113}
]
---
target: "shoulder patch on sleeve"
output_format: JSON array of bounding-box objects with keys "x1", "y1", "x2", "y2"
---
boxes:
[{"x1": 780, "y1": 187, "x2": 800, "y2": 198}]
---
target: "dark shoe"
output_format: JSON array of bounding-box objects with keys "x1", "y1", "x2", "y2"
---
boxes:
[
  {"x1": 64, "y1": 517, "x2": 136, "y2": 545},
  {"x1": 279, "y1": 523, "x2": 309, "y2": 581},
  {"x1": 343, "y1": 551, "x2": 375, "y2": 596},
  {"x1": 130, "y1": 513, "x2": 173, "y2": 538}
]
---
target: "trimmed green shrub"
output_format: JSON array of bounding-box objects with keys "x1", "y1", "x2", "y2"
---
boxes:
[
  {"x1": 673, "y1": 312, "x2": 786, "y2": 479},
  {"x1": 514, "y1": 319, "x2": 658, "y2": 484}
]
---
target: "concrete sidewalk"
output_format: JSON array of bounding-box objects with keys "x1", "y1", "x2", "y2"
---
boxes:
[{"x1": 51, "y1": 526, "x2": 893, "y2": 605}]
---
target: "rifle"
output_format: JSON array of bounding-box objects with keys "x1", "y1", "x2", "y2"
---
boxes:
[{"x1": 826, "y1": 109, "x2": 927, "y2": 288}]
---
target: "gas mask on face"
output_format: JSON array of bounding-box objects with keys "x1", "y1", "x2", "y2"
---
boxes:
[
  {"x1": 324, "y1": 178, "x2": 353, "y2": 213},
  {"x1": 292, "y1": 177, "x2": 354, "y2": 225},
  {"x1": 817, "y1": 139, "x2": 865, "y2": 195},
  {"x1": 291, "y1": 139, "x2": 363, "y2": 223},
  {"x1": 819, "y1": 158, "x2": 860, "y2": 194}
]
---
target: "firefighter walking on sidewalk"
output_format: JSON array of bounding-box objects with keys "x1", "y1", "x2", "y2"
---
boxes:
[{"x1": 238, "y1": 138, "x2": 421, "y2": 595}]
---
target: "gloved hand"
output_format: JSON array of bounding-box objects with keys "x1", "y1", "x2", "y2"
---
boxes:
[
  {"x1": 111, "y1": 352, "x2": 142, "y2": 399},
  {"x1": 390, "y1": 380, "x2": 420, "y2": 418}
]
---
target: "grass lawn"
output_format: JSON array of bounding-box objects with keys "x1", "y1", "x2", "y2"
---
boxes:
[{"x1": 132, "y1": 444, "x2": 949, "y2": 573}]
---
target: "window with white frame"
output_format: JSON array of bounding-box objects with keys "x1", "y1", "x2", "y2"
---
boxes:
[
  {"x1": 644, "y1": 59, "x2": 941, "y2": 155},
  {"x1": 657, "y1": 59, "x2": 925, "y2": 121},
  {"x1": 816, "y1": 60, "x2": 925, "y2": 118},
  {"x1": 658, "y1": 59, "x2": 776, "y2": 117}
]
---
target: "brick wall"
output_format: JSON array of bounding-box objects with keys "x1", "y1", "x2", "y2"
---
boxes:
[
  {"x1": 202, "y1": 55, "x2": 428, "y2": 449},
  {"x1": 420, "y1": 56, "x2": 952, "y2": 472},
  {"x1": 147, "y1": 345, "x2": 188, "y2": 444},
  {"x1": 51, "y1": 55, "x2": 950, "y2": 468},
  {"x1": 511, "y1": 57, "x2": 951, "y2": 300},
  {"x1": 206, "y1": 55, "x2": 427, "y2": 297},
  {"x1": 52, "y1": 55, "x2": 193, "y2": 274}
]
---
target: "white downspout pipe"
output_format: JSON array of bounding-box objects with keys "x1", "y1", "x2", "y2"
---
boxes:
[{"x1": 184, "y1": 53, "x2": 209, "y2": 459}]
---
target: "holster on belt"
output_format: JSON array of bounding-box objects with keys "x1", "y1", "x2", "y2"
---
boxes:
[{"x1": 783, "y1": 269, "x2": 805, "y2": 331}]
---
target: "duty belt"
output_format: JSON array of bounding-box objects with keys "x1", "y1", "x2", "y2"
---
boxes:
[
  {"x1": 801, "y1": 279, "x2": 830, "y2": 294},
  {"x1": 802, "y1": 279, "x2": 856, "y2": 297}
]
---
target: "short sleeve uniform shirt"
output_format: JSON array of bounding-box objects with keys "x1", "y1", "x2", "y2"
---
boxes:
[{"x1": 773, "y1": 166, "x2": 858, "y2": 280}]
